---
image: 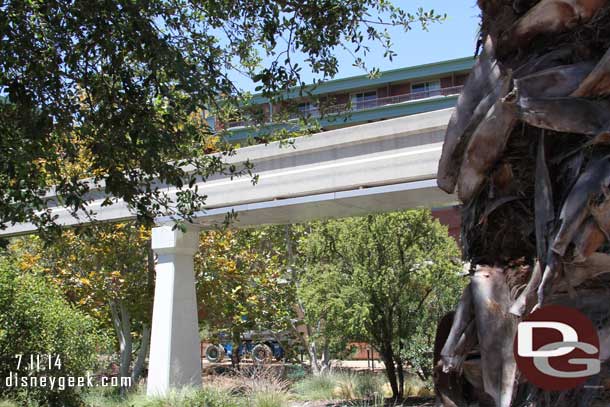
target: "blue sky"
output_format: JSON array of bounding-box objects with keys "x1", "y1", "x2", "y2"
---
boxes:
[{"x1": 231, "y1": 1, "x2": 481, "y2": 92}]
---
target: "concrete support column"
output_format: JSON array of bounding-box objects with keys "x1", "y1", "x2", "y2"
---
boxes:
[{"x1": 147, "y1": 224, "x2": 202, "y2": 396}]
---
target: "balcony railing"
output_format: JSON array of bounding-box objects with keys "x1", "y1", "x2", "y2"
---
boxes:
[{"x1": 225, "y1": 85, "x2": 463, "y2": 129}]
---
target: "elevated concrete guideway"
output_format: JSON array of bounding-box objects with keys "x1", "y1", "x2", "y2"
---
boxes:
[
  {"x1": 0, "y1": 107, "x2": 456, "y2": 237},
  {"x1": 0, "y1": 107, "x2": 458, "y2": 397},
  {"x1": 178, "y1": 107, "x2": 457, "y2": 227}
]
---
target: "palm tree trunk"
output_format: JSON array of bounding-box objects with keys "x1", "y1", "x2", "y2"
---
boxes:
[{"x1": 435, "y1": 2, "x2": 610, "y2": 405}]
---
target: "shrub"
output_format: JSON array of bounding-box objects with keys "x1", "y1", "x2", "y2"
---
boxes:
[
  {"x1": 332, "y1": 373, "x2": 385, "y2": 400},
  {"x1": 82, "y1": 385, "x2": 144, "y2": 407},
  {"x1": 293, "y1": 372, "x2": 385, "y2": 401},
  {"x1": 250, "y1": 390, "x2": 288, "y2": 407},
  {"x1": 210, "y1": 366, "x2": 289, "y2": 407},
  {"x1": 0, "y1": 257, "x2": 109, "y2": 406},
  {"x1": 402, "y1": 374, "x2": 433, "y2": 398},
  {"x1": 284, "y1": 365, "x2": 306, "y2": 382},
  {"x1": 349, "y1": 373, "x2": 385, "y2": 399},
  {"x1": 292, "y1": 374, "x2": 336, "y2": 400},
  {"x1": 231, "y1": 365, "x2": 290, "y2": 396},
  {"x1": 143, "y1": 387, "x2": 238, "y2": 407}
]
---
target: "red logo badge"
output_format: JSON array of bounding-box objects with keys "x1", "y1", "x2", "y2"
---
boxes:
[{"x1": 514, "y1": 305, "x2": 600, "y2": 391}]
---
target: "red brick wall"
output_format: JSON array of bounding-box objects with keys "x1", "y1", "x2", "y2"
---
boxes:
[
  {"x1": 272, "y1": 102, "x2": 282, "y2": 117},
  {"x1": 440, "y1": 76, "x2": 453, "y2": 89},
  {"x1": 431, "y1": 206, "x2": 461, "y2": 242},
  {"x1": 262, "y1": 103, "x2": 271, "y2": 121},
  {"x1": 377, "y1": 86, "x2": 389, "y2": 98},
  {"x1": 454, "y1": 73, "x2": 468, "y2": 86},
  {"x1": 389, "y1": 82, "x2": 411, "y2": 96},
  {"x1": 349, "y1": 342, "x2": 381, "y2": 360},
  {"x1": 331, "y1": 93, "x2": 349, "y2": 104}
]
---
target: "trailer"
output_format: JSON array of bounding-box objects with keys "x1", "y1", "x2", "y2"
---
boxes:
[{"x1": 204, "y1": 330, "x2": 286, "y2": 364}]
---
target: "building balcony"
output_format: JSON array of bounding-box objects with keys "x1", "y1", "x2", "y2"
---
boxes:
[
  {"x1": 291, "y1": 85, "x2": 463, "y2": 119},
  {"x1": 224, "y1": 85, "x2": 463, "y2": 141}
]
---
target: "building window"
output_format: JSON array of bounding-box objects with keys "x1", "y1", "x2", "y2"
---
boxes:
[
  {"x1": 296, "y1": 102, "x2": 318, "y2": 118},
  {"x1": 298, "y1": 102, "x2": 316, "y2": 113},
  {"x1": 411, "y1": 80, "x2": 441, "y2": 99},
  {"x1": 351, "y1": 90, "x2": 377, "y2": 110}
]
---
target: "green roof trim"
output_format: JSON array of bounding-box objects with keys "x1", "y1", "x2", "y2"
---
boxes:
[{"x1": 250, "y1": 56, "x2": 474, "y2": 104}]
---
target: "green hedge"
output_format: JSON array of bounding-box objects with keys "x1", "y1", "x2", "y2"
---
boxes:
[{"x1": 0, "y1": 257, "x2": 109, "y2": 406}]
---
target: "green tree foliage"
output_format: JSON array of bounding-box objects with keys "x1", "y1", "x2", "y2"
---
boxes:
[
  {"x1": 9, "y1": 223, "x2": 153, "y2": 394},
  {"x1": 0, "y1": 256, "x2": 109, "y2": 406},
  {"x1": 297, "y1": 210, "x2": 464, "y2": 400},
  {"x1": 0, "y1": 0, "x2": 444, "y2": 233},
  {"x1": 195, "y1": 226, "x2": 296, "y2": 364},
  {"x1": 295, "y1": 263, "x2": 367, "y2": 373}
]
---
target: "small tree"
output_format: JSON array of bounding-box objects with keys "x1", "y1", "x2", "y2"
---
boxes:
[
  {"x1": 9, "y1": 223, "x2": 153, "y2": 395},
  {"x1": 295, "y1": 263, "x2": 367, "y2": 374},
  {"x1": 298, "y1": 210, "x2": 464, "y2": 400},
  {"x1": 195, "y1": 227, "x2": 296, "y2": 367}
]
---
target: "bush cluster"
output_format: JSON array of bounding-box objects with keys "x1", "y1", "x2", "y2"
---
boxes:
[{"x1": 0, "y1": 257, "x2": 109, "y2": 406}]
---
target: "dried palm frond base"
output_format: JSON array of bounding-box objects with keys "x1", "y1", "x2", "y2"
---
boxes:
[{"x1": 433, "y1": 1, "x2": 610, "y2": 405}]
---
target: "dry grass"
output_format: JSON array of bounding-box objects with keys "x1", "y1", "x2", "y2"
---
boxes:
[
  {"x1": 293, "y1": 371, "x2": 387, "y2": 401},
  {"x1": 204, "y1": 365, "x2": 291, "y2": 407},
  {"x1": 389, "y1": 375, "x2": 433, "y2": 398},
  {"x1": 208, "y1": 365, "x2": 291, "y2": 396},
  {"x1": 78, "y1": 366, "x2": 434, "y2": 407}
]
